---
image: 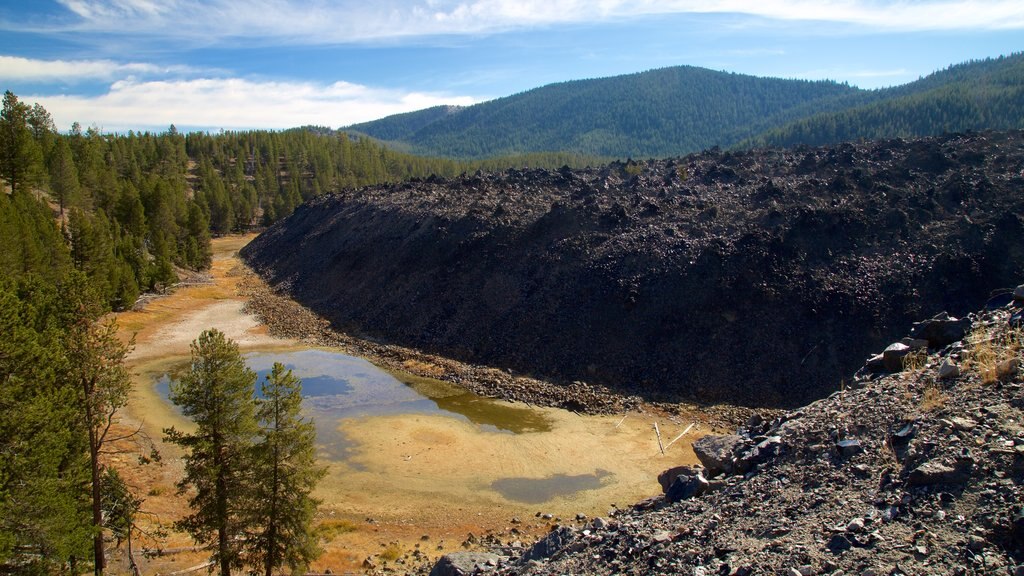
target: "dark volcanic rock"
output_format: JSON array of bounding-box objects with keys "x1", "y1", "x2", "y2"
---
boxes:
[
  {"x1": 242, "y1": 131, "x2": 1024, "y2": 406},
  {"x1": 488, "y1": 303, "x2": 1024, "y2": 576},
  {"x1": 692, "y1": 434, "x2": 751, "y2": 477},
  {"x1": 429, "y1": 552, "x2": 502, "y2": 576}
]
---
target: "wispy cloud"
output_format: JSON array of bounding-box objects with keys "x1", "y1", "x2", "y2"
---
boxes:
[
  {"x1": 29, "y1": 77, "x2": 478, "y2": 132},
  {"x1": 24, "y1": 0, "x2": 1023, "y2": 46},
  {"x1": 0, "y1": 55, "x2": 204, "y2": 83}
]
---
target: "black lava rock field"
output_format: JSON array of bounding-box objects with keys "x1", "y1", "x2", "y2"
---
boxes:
[{"x1": 241, "y1": 131, "x2": 1024, "y2": 407}]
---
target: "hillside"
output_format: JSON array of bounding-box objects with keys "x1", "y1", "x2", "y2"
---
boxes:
[
  {"x1": 346, "y1": 66, "x2": 861, "y2": 158},
  {"x1": 475, "y1": 294, "x2": 1024, "y2": 575},
  {"x1": 746, "y1": 54, "x2": 1024, "y2": 149},
  {"x1": 241, "y1": 130, "x2": 1024, "y2": 407},
  {"x1": 345, "y1": 54, "x2": 1024, "y2": 159}
]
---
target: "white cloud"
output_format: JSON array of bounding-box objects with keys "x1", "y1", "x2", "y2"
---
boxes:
[
  {"x1": 39, "y1": 0, "x2": 1024, "y2": 44},
  {"x1": 0, "y1": 55, "x2": 201, "y2": 82},
  {"x1": 29, "y1": 77, "x2": 478, "y2": 132}
]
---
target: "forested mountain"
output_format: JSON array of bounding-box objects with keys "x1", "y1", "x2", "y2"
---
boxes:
[
  {"x1": 346, "y1": 53, "x2": 1024, "y2": 158},
  {"x1": 743, "y1": 54, "x2": 1024, "y2": 148}
]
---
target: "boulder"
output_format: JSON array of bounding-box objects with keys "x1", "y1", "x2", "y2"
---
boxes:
[
  {"x1": 665, "y1": 470, "x2": 710, "y2": 502},
  {"x1": 658, "y1": 465, "x2": 698, "y2": 493},
  {"x1": 865, "y1": 353, "x2": 886, "y2": 373},
  {"x1": 910, "y1": 313, "x2": 972, "y2": 348},
  {"x1": 692, "y1": 434, "x2": 751, "y2": 477},
  {"x1": 1014, "y1": 284, "x2": 1024, "y2": 305},
  {"x1": 882, "y1": 342, "x2": 911, "y2": 372},
  {"x1": 938, "y1": 359, "x2": 960, "y2": 380},
  {"x1": 430, "y1": 552, "x2": 503, "y2": 576}
]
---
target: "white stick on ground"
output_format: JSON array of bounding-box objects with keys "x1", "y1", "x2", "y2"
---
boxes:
[
  {"x1": 654, "y1": 422, "x2": 665, "y2": 454},
  {"x1": 664, "y1": 423, "x2": 696, "y2": 450}
]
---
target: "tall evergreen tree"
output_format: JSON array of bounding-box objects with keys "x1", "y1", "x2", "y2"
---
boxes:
[
  {"x1": 244, "y1": 363, "x2": 325, "y2": 576},
  {"x1": 0, "y1": 90, "x2": 45, "y2": 195},
  {"x1": 163, "y1": 329, "x2": 258, "y2": 576},
  {"x1": 59, "y1": 275, "x2": 134, "y2": 575},
  {"x1": 0, "y1": 277, "x2": 92, "y2": 574}
]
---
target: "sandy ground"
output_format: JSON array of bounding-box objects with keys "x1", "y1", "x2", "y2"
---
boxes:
[{"x1": 116, "y1": 235, "x2": 703, "y2": 575}]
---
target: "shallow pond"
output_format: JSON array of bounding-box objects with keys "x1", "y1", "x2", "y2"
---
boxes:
[{"x1": 156, "y1": 348, "x2": 551, "y2": 459}]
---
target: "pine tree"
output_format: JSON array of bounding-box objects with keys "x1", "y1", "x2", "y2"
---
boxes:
[
  {"x1": 244, "y1": 363, "x2": 325, "y2": 576},
  {"x1": 0, "y1": 90, "x2": 45, "y2": 195},
  {"x1": 164, "y1": 329, "x2": 258, "y2": 576},
  {"x1": 60, "y1": 274, "x2": 134, "y2": 575}
]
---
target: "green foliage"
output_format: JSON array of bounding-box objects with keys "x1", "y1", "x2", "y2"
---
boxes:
[
  {"x1": 164, "y1": 329, "x2": 258, "y2": 576},
  {"x1": 0, "y1": 274, "x2": 124, "y2": 574},
  {"x1": 347, "y1": 66, "x2": 861, "y2": 158},
  {"x1": 101, "y1": 468, "x2": 141, "y2": 546},
  {"x1": 164, "y1": 335, "x2": 327, "y2": 576},
  {"x1": 0, "y1": 90, "x2": 46, "y2": 194},
  {"x1": 244, "y1": 363, "x2": 325, "y2": 576},
  {"x1": 348, "y1": 54, "x2": 1024, "y2": 159},
  {"x1": 743, "y1": 54, "x2": 1024, "y2": 149}
]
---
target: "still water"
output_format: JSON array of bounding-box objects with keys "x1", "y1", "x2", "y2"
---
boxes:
[{"x1": 156, "y1": 348, "x2": 552, "y2": 461}]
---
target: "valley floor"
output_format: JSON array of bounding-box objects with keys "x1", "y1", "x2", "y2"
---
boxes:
[{"x1": 113, "y1": 235, "x2": 725, "y2": 575}]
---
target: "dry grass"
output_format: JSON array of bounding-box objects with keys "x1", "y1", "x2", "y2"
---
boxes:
[
  {"x1": 902, "y1": 349, "x2": 928, "y2": 372},
  {"x1": 316, "y1": 518, "x2": 359, "y2": 542},
  {"x1": 964, "y1": 325, "x2": 1023, "y2": 384},
  {"x1": 378, "y1": 542, "x2": 404, "y2": 563},
  {"x1": 919, "y1": 383, "x2": 948, "y2": 412}
]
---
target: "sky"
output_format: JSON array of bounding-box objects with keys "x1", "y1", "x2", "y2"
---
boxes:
[{"x1": 0, "y1": 1, "x2": 1021, "y2": 133}]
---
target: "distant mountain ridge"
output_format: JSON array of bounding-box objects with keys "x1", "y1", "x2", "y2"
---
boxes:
[{"x1": 345, "y1": 54, "x2": 1024, "y2": 159}]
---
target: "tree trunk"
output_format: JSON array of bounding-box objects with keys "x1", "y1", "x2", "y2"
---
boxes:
[{"x1": 86, "y1": 383, "x2": 105, "y2": 576}]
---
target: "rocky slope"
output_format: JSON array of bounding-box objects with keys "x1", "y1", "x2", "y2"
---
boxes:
[
  {"x1": 242, "y1": 130, "x2": 1024, "y2": 407},
  {"x1": 433, "y1": 290, "x2": 1024, "y2": 576}
]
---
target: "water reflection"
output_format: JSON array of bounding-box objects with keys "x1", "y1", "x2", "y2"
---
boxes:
[{"x1": 155, "y1": 348, "x2": 552, "y2": 461}]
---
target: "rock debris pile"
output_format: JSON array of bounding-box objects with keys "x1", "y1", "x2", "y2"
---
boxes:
[
  {"x1": 243, "y1": 130, "x2": 1024, "y2": 406},
  {"x1": 433, "y1": 286, "x2": 1024, "y2": 575}
]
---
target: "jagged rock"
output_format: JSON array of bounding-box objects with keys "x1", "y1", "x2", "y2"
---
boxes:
[
  {"x1": 518, "y1": 526, "x2": 576, "y2": 564},
  {"x1": 938, "y1": 359, "x2": 960, "y2": 379},
  {"x1": 665, "y1": 470, "x2": 710, "y2": 502},
  {"x1": 900, "y1": 337, "x2": 929, "y2": 350},
  {"x1": 1012, "y1": 508, "x2": 1024, "y2": 545},
  {"x1": 882, "y1": 343, "x2": 912, "y2": 372},
  {"x1": 1011, "y1": 309, "x2": 1024, "y2": 329},
  {"x1": 836, "y1": 439, "x2": 863, "y2": 458},
  {"x1": 430, "y1": 552, "x2": 503, "y2": 576},
  {"x1": 907, "y1": 459, "x2": 973, "y2": 486},
  {"x1": 967, "y1": 535, "x2": 987, "y2": 552},
  {"x1": 827, "y1": 533, "x2": 853, "y2": 553},
  {"x1": 846, "y1": 517, "x2": 866, "y2": 533},
  {"x1": 910, "y1": 313, "x2": 972, "y2": 348},
  {"x1": 692, "y1": 434, "x2": 750, "y2": 477},
  {"x1": 947, "y1": 417, "x2": 977, "y2": 431},
  {"x1": 997, "y1": 358, "x2": 1019, "y2": 381},
  {"x1": 865, "y1": 353, "x2": 886, "y2": 373},
  {"x1": 658, "y1": 465, "x2": 701, "y2": 493}
]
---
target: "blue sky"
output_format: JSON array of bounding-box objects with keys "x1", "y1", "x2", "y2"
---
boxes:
[{"x1": 0, "y1": 0, "x2": 1021, "y2": 133}]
